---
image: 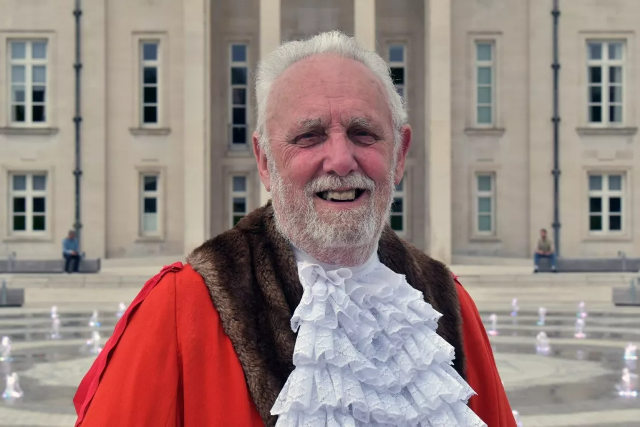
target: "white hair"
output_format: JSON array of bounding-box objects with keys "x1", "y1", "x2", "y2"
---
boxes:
[{"x1": 255, "y1": 31, "x2": 407, "y2": 149}]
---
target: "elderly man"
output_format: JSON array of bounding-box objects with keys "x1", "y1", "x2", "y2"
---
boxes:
[{"x1": 74, "y1": 32, "x2": 514, "y2": 427}]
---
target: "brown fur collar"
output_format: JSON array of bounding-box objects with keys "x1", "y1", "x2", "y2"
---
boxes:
[{"x1": 187, "y1": 203, "x2": 464, "y2": 426}]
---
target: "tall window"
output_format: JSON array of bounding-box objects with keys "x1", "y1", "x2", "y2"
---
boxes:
[
  {"x1": 140, "y1": 174, "x2": 160, "y2": 236},
  {"x1": 388, "y1": 44, "x2": 406, "y2": 100},
  {"x1": 230, "y1": 44, "x2": 248, "y2": 146},
  {"x1": 141, "y1": 41, "x2": 160, "y2": 126},
  {"x1": 587, "y1": 41, "x2": 624, "y2": 125},
  {"x1": 9, "y1": 173, "x2": 47, "y2": 234},
  {"x1": 390, "y1": 178, "x2": 405, "y2": 233},
  {"x1": 475, "y1": 174, "x2": 495, "y2": 234},
  {"x1": 231, "y1": 176, "x2": 248, "y2": 227},
  {"x1": 9, "y1": 40, "x2": 48, "y2": 125},
  {"x1": 475, "y1": 41, "x2": 495, "y2": 126},
  {"x1": 588, "y1": 173, "x2": 623, "y2": 233}
]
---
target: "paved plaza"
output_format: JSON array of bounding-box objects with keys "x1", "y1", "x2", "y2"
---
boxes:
[{"x1": 0, "y1": 264, "x2": 638, "y2": 426}]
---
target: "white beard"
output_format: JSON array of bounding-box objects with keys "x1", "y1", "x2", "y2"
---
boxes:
[{"x1": 268, "y1": 155, "x2": 396, "y2": 266}]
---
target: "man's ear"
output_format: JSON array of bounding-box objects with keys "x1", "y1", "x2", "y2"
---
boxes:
[
  {"x1": 253, "y1": 131, "x2": 271, "y2": 192},
  {"x1": 394, "y1": 124, "x2": 412, "y2": 185}
]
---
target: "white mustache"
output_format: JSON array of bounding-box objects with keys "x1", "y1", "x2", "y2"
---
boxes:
[{"x1": 304, "y1": 173, "x2": 376, "y2": 196}]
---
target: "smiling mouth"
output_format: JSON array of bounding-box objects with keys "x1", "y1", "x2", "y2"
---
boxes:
[{"x1": 316, "y1": 189, "x2": 366, "y2": 202}]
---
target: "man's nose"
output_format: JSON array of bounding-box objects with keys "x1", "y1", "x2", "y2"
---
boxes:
[{"x1": 321, "y1": 133, "x2": 358, "y2": 177}]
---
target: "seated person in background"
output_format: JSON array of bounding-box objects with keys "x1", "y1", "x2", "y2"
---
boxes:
[
  {"x1": 534, "y1": 228, "x2": 556, "y2": 273},
  {"x1": 62, "y1": 230, "x2": 81, "y2": 274}
]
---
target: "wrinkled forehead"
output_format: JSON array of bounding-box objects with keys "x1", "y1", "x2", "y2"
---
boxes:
[{"x1": 266, "y1": 55, "x2": 392, "y2": 132}]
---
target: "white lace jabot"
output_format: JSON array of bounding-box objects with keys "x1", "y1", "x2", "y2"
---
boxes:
[{"x1": 270, "y1": 248, "x2": 487, "y2": 427}]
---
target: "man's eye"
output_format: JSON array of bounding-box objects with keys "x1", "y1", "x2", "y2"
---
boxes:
[
  {"x1": 350, "y1": 130, "x2": 377, "y2": 144},
  {"x1": 294, "y1": 132, "x2": 324, "y2": 145}
]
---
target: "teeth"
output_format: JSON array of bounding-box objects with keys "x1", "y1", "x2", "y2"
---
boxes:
[{"x1": 323, "y1": 190, "x2": 356, "y2": 201}]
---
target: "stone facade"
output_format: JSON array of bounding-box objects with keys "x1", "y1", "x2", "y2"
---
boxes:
[{"x1": 0, "y1": 0, "x2": 639, "y2": 261}]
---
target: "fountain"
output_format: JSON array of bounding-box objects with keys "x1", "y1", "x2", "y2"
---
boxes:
[
  {"x1": 2, "y1": 372, "x2": 23, "y2": 400},
  {"x1": 535, "y1": 331, "x2": 551, "y2": 355},
  {"x1": 88, "y1": 310, "x2": 101, "y2": 328},
  {"x1": 537, "y1": 307, "x2": 547, "y2": 326},
  {"x1": 0, "y1": 337, "x2": 12, "y2": 362},
  {"x1": 577, "y1": 301, "x2": 588, "y2": 319},
  {"x1": 48, "y1": 316, "x2": 62, "y2": 340},
  {"x1": 488, "y1": 314, "x2": 499, "y2": 336},
  {"x1": 86, "y1": 330, "x2": 103, "y2": 355},
  {"x1": 624, "y1": 343, "x2": 638, "y2": 361},
  {"x1": 116, "y1": 302, "x2": 126, "y2": 319},
  {"x1": 616, "y1": 368, "x2": 638, "y2": 398},
  {"x1": 574, "y1": 318, "x2": 586, "y2": 339},
  {"x1": 510, "y1": 298, "x2": 519, "y2": 317},
  {"x1": 512, "y1": 410, "x2": 523, "y2": 427}
]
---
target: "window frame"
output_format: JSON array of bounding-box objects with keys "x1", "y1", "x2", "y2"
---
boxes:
[
  {"x1": 387, "y1": 43, "x2": 407, "y2": 103},
  {"x1": 587, "y1": 172, "x2": 625, "y2": 235},
  {"x1": 8, "y1": 172, "x2": 48, "y2": 236},
  {"x1": 474, "y1": 172, "x2": 496, "y2": 236},
  {"x1": 230, "y1": 175, "x2": 249, "y2": 228},
  {"x1": 474, "y1": 40, "x2": 496, "y2": 127},
  {"x1": 586, "y1": 40, "x2": 626, "y2": 127},
  {"x1": 139, "y1": 39, "x2": 161, "y2": 128},
  {"x1": 7, "y1": 39, "x2": 50, "y2": 128},
  {"x1": 229, "y1": 43, "x2": 250, "y2": 149},
  {"x1": 390, "y1": 177, "x2": 407, "y2": 236},
  {"x1": 139, "y1": 172, "x2": 162, "y2": 238}
]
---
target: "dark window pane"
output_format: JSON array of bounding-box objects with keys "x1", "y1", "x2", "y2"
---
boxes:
[
  {"x1": 12, "y1": 215, "x2": 26, "y2": 231},
  {"x1": 232, "y1": 108, "x2": 246, "y2": 125},
  {"x1": 143, "y1": 106, "x2": 157, "y2": 123},
  {"x1": 609, "y1": 66, "x2": 622, "y2": 83},
  {"x1": 610, "y1": 215, "x2": 622, "y2": 231},
  {"x1": 32, "y1": 105, "x2": 45, "y2": 122},
  {"x1": 13, "y1": 197, "x2": 26, "y2": 213},
  {"x1": 144, "y1": 198, "x2": 157, "y2": 213},
  {"x1": 609, "y1": 197, "x2": 621, "y2": 213},
  {"x1": 231, "y1": 44, "x2": 247, "y2": 62},
  {"x1": 144, "y1": 176, "x2": 158, "y2": 191},
  {"x1": 143, "y1": 43, "x2": 158, "y2": 61},
  {"x1": 12, "y1": 105, "x2": 25, "y2": 122},
  {"x1": 609, "y1": 86, "x2": 622, "y2": 103},
  {"x1": 233, "y1": 197, "x2": 246, "y2": 214},
  {"x1": 610, "y1": 105, "x2": 623, "y2": 123},
  {"x1": 589, "y1": 86, "x2": 602, "y2": 103},
  {"x1": 390, "y1": 215, "x2": 403, "y2": 231},
  {"x1": 589, "y1": 197, "x2": 602, "y2": 213},
  {"x1": 232, "y1": 88, "x2": 246, "y2": 105},
  {"x1": 32, "y1": 86, "x2": 46, "y2": 103},
  {"x1": 233, "y1": 215, "x2": 244, "y2": 226},
  {"x1": 33, "y1": 197, "x2": 45, "y2": 213},
  {"x1": 33, "y1": 215, "x2": 45, "y2": 231},
  {"x1": 391, "y1": 197, "x2": 403, "y2": 213},
  {"x1": 232, "y1": 126, "x2": 246, "y2": 144},
  {"x1": 231, "y1": 67, "x2": 247, "y2": 85},
  {"x1": 144, "y1": 86, "x2": 157, "y2": 103},
  {"x1": 589, "y1": 67, "x2": 602, "y2": 84},
  {"x1": 143, "y1": 67, "x2": 157, "y2": 84},
  {"x1": 590, "y1": 215, "x2": 602, "y2": 231},
  {"x1": 390, "y1": 67, "x2": 404, "y2": 85},
  {"x1": 589, "y1": 105, "x2": 602, "y2": 123}
]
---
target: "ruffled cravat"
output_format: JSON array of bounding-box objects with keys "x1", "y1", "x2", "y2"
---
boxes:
[{"x1": 271, "y1": 250, "x2": 487, "y2": 426}]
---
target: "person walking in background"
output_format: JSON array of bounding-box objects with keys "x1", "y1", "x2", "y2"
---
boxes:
[
  {"x1": 534, "y1": 228, "x2": 557, "y2": 273},
  {"x1": 62, "y1": 230, "x2": 81, "y2": 273}
]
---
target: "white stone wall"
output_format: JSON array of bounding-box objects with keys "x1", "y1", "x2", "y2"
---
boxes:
[{"x1": 2, "y1": 0, "x2": 639, "y2": 261}]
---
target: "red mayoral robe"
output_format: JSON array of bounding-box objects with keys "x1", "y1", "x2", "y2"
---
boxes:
[{"x1": 74, "y1": 263, "x2": 515, "y2": 427}]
